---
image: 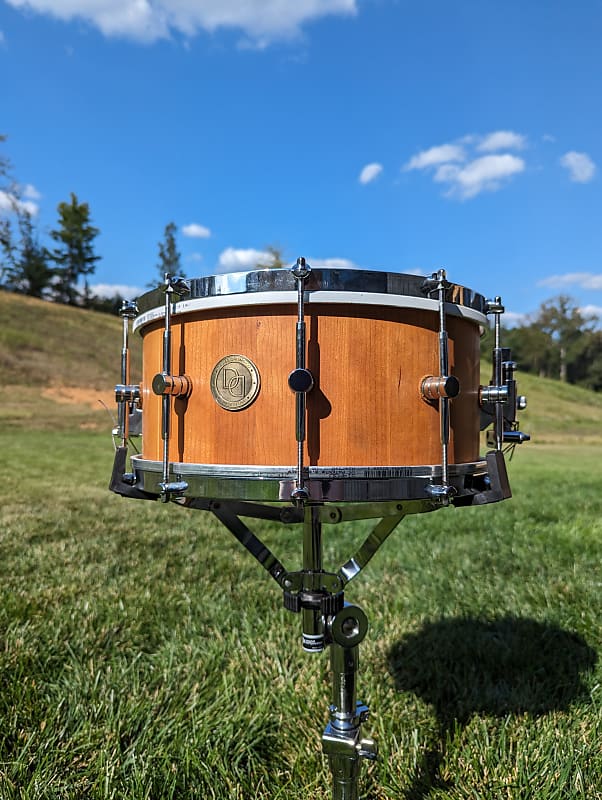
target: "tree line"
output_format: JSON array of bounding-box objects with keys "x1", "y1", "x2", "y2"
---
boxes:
[
  {"x1": 2, "y1": 136, "x2": 600, "y2": 391},
  {"x1": 481, "y1": 296, "x2": 602, "y2": 392},
  {"x1": 0, "y1": 135, "x2": 183, "y2": 312}
]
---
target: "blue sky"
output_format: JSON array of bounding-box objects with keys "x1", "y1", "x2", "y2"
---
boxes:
[{"x1": 1, "y1": 0, "x2": 601, "y2": 324}]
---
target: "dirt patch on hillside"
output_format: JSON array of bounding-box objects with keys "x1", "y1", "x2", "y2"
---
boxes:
[{"x1": 42, "y1": 386, "x2": 116, "y2": 411}]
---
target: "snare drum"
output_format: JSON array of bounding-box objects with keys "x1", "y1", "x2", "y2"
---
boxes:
[{"x1": 129, "y1": 268, "x2": 489, "y2": 503}]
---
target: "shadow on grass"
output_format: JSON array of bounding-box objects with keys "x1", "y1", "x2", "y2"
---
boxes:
[{"x1": 387, "y1": 616, "x2": 597, "y2": 799}]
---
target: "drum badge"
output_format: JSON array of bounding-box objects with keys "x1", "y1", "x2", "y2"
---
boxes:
[{"x1": 210, "y1": 354, "x2": 261, "y2": 411}]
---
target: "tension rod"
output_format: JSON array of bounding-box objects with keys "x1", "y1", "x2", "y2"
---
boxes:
[
  {"x1": 422, "y1": 269, "x2": 458, "y2": 502},
  {"x1": 289, "y1": 257, "x2": 314, "y2": 503},
  {"x1": 158, "y1": 273, "x2": 190, "y2": 501}
]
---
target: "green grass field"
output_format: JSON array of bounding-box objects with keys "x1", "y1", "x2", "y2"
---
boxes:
[{"x1": 0, "y1": 293, "x2": 600, "y2": 798}]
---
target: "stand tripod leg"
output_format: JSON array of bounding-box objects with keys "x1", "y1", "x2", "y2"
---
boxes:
[{"x1": 322, "y1": 605, "x2": 377, "y2": 800}]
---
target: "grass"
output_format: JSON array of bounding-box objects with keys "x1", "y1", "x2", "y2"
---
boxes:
[
  {"x1": 0, "y1": 291, "x2": 600, "y2": 797},
  {"x1": 0, "y1": 433, "x2": 600, "y2": 799}
]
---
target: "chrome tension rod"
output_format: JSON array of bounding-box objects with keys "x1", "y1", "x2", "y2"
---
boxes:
[
  {"x1": 157, "y1": 273, "x2": 190, "y2": 501},
  {"x1": 289, "y1": 258, "x2": 314, "y2": 503},
  {"x1": 422, "y1": 269, "x2": 460, "y2": 502}
]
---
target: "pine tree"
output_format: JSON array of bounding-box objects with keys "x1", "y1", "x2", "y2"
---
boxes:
[
  {"x1": 3, "y1": 211, "x2": 54, "y2": 298},
  {"x1": 150, "y1": 221, "x2": 183, "y2": 287},
  {"x1": 49, "y1": 192, "x2": 101, "y2": 305}
]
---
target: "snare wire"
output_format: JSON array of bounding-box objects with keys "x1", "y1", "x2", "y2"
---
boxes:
[{"x1": 98, "y1": 399, "x2": 140, "y2": 454}]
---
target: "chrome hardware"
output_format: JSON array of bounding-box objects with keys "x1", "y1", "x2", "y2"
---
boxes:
[
  {"x1": 159, "y1": 274, "x2": 191, "y2": 501},
  {"x1": 425, "y1": 482, "x2": 457, "y2": 503},
  {"x1": 482, "y1": 298, "x2": 529, "y2": 448},
  {"x1": 291, "y1": 257, "x2": 313, "y2": 502},
  {"x1": 421, "y1": 374, "x2": 460, "y2": 401},
  {"x1": 152, "y1": 373, "x2": 192, "y2": 397},
  {"x1": 114, "y1": 384, "x2": 141, "y2": 404},
  {"x1": 486, "y1": 296, "x2": 506, "y2": 451},
  {"x1": 322, "y1": 603, "x2": 377, "y2": 800},
  {"x1": 422, "y1": 269, "x2": 458, "y2": 499},
  {"x1": 116, "y1": 300, "x2": 139, "y2": 447},
  {"x1": 479, "y1": 384, "x2": 509, "y2": 404},
  {"x1": 337, "y1": 513, "x2": 405, "y2": 585},
  {"x1": 328, "y1": 604, "x2": 368, "y2": 648}
]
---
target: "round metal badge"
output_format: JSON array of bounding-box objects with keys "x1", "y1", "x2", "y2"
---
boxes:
[{"x1": 210, "y1": 354, "x2": 261, "y2": 411}]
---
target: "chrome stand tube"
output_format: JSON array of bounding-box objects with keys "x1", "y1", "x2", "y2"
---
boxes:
[
  {"x1": 323, "y1": 604, "x2": 377, "y2": 800},
  {"x1": 301, "y1": 504, "x2": 325, "y2": 652}
]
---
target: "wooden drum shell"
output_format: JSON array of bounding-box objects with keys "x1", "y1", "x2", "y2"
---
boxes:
[{"x1": 138, "y1": 302, "x2": 481, "y2": 468}]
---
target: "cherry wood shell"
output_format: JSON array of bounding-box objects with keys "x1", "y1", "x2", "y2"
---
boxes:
[{"x1": 139, "y1": 303, "x2": 481, "y2": 467}]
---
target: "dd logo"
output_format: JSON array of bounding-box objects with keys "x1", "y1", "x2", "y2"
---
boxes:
[{"x1": 210, "y1": 355, "x2": 261, "y2": 411}]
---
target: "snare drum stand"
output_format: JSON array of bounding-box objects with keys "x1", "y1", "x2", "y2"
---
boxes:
[
  {"x1": 111, "y1": 265, "x2": 527, "y2": 799},
  {"x1": 194, "y1": 494, "x2": 427, "y2": 800}
]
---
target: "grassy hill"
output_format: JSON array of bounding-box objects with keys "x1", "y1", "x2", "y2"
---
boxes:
[
  {"x1": 0, "y1": 291, "x2": 141, "y2": 431},
  {"x1": 0, "y1": 290, "x2": 599, "y2": 798},
  {"x1": 1, "y1": 290, "x2": 601, "y2": 441}
]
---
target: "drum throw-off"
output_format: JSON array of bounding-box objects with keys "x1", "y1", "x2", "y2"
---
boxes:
[
  {"x1": 152, "y1": 373, "x2": 192, "y2": 398},
  {"x1": 421, "y1": 374, "x2": 460, "y2": 401}
]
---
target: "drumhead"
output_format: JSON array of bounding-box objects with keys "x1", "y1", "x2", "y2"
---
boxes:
[{"x1": 133, "y1": 267, "x2": 488, "y2": 331}]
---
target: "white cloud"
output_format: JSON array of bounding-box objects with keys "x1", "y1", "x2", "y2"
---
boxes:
[
  {"x1": 403, "y1": 132, "x2": 528, "y2": 199},
  {"x1": 434, "y1": 154, "x2": 525, "y2": 199},
  {"x1": 182, "y1": 222, "x2": 211, "y2": 238},
  {"x1": 559, "y1": 151, "x2": 596, "y2": 183},
  {"x1": 404, "y1": 144, "x2": 465, "y2": 171},
  {"x1": 0, "y1": 30, "x2": 6, "y2": 45},
  {"x1": 503, "y1": 310, "x2": 529, "y2": 328},
  {"x1": 579, "y1": 304, "x2": 602, "y2": 322},
  {"x1": 90, "y1": 283, "x2": 145, "y2": 300},
  {"x1": 309, "y1": 257, "x2": 358, "y2": 269},
  {"x1": 359, "y1": 163, "x2": 383, "y2": 185},
  {"x1": 217, "y1": 247, "x2": 279, "y2": 272},
  {"x1": 477, "y1": 131, "x2": 526, "y2": 152},
  {"x1": 5, "y1": 0, "x2": 357, "y2": 44},
  {"x1": 537, "y1": 272, "x2": 602, "y2": 291},
  {"x1": 22, "y1": 183, "x2": 42, "y2": 200},
  {"x1": 0, "y1": 189, "x2": 39, "y2": 216}
]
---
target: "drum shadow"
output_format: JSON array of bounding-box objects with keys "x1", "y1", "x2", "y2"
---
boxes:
[
  {"x1": 386, "y1": 616, "x2": 597, "y2": 799},
  {"x1": 307, "y1": 315, "x2": 332, "y2": 464}
]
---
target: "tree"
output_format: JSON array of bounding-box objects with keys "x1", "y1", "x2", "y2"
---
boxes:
[
  {"x1": 256, "y1": 245, "x2": 286, "y2": 269},
  {"x1": 535, "y1": 295, "x2": 595, "y2": 382},
  {"x1": 0, "y1": 134, "x2": 17, "y2": 284},
  {"x1": 2, "y1": 211, "x2": 53, "y2": 298},
  {"x1": 150, "y1": 222, "x2": 183, "y2": 287},
  {"x1": 491, "y1": 295, "x2": 601, "y2": 391},
  {"x1": 48, "y1": 192, "x2": 101, "y2": 305}
]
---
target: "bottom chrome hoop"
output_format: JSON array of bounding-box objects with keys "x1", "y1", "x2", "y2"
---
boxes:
[{"x1": 129, "y1": 457, "x2": 489, "y2": 504}]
